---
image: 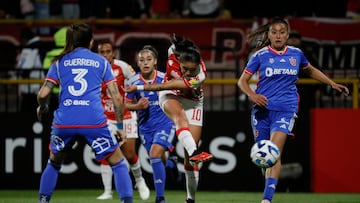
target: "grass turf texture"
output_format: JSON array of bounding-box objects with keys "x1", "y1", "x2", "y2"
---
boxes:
[{"x1": 0, "y1": 190, "x2": 359, "y2": 203}]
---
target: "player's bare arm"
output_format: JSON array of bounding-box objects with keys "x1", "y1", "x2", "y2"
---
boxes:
[
  {"x1": 125, "y1": 79, "x2": 188, "y2": 93},
  {"x1": 107, "y1": 81, "x2": 124, "y2": 123},
  {"x1": 304, "y1": 65, "x2": 350, "y2": 96},
  {"x1": 38, "y1": 80, "x2": 55, "y2": 102},
  {"x1": 36, "y1": 80, "x2": 55, "y2": 121},
  {"x1": 238, "y1": 72, "x2": 268, "y2": 107}
]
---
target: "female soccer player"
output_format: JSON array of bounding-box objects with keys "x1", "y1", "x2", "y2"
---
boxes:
[
  {"x1": 237, "y1": 17, "x2": 349, "y2": 203},
  {"x1": 125, "y1": 45, "x2": 176, "y2": 203},
  {"x1": 125, "y1": 35, "x2": 213, "y2": 203},
  {"x1": 36, "y1": 23, "x2": 133, "y2": 203},
  {"x1": 97, "y1": 41, "x2": 149, "y2": 200}
]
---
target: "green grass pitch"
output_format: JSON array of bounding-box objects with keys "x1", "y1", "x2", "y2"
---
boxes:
[{"x1": 0, "y1": 189, "x2": 359, "y2": 203}]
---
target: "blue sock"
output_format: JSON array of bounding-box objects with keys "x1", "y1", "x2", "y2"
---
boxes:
[
  {"x1": 39, "y1": 160, "x2": 61, "y2": 203},
  {"x1": 165, "y1": 158, "x2": 175, "y2": 169},
  {"x1": 263, "y1": 177, "x2": 278, "y2": 202},
  {"x1": 150, "y1": 157, "x2": 166, "y2": 197},
  {"x1": 112, "y1": 158, "x2": 133, "y2": 203}
]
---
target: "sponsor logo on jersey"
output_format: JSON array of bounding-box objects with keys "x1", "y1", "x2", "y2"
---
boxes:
[
  {"x1": 265, "y1": 67, "x2": 297, "y2": 77},
  {"x1": 63, "y1": 99, "x2": 90, "y2": 106}
]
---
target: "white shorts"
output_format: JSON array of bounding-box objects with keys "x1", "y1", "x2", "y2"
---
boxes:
[
  {"x1": 159, "y1": 90, "x2": 203, "y2": 126},
  {"x1": 123, "y1": 111, "x2": 139, "y2": 139},
  {"x1": 108, "y1": 111, "x2": 138, "y2": 139}
]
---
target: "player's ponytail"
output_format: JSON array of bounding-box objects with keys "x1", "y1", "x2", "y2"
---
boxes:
[
  {"x1": 171, "y1": 33, "x2": 201, "y2": 64},
  {"x1": 171, "y1": 34, "x2": 197, "y2": 54}
]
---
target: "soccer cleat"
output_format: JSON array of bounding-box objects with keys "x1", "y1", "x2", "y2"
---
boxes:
[
  {"x1": 185, "y1": 198, "x2": 195, "y2": 203},
  {"x1": 135, "y1": 178, "x2": 150, "y2": 200},
  {"x1": 155, "y1": 196, "x2": 165, "y2": 203},
  {"x1": 39, "y1": 194, "x2": 51, "y2": 203},
  {"x1": 96, "y1": 191, "x2": 113, "y2": 200},
  {"x1": 261, "y1": 199, "x2": 271, "y2": 203},
  {"x1": 189, "y1": 150, "x2": 213, "y2": 166}
]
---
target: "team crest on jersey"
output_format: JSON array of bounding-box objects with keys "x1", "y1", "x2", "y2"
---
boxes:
[
  {"x1": 289, "y1": 57, "x2": 297, "y2": 66},
  {"x1": 269, "y1": 58, "x2": 275, "y2": 64},
  {"x1": 113, "y1": 69, "x2": 119, "y2": 76}
]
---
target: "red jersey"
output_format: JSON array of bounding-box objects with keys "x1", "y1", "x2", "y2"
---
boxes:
[
  {"x1": 101, "y1": 59, "x2": 135, "y2": 121},
  {"x1": 165, "y1": 45, "x2": 207, "y2": 101}
]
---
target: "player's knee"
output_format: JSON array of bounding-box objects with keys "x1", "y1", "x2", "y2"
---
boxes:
[
  {"x1": 126, "y1": 153, "x2": 138, "y2": 165},
  {"x1": 49, "y1": 159, "x2": 62, "y2": 170}
]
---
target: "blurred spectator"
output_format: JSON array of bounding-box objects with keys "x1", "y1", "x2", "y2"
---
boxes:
[
  {"x1": 181, "y1": 0, "x2": 230, "y2": 19},
  {"x1": 287, "y1": 30, "x2": 321, "y2": 108},
  {"x1": 168, "y1": 0, "x2": 183, "y2": 18},
  {"x1": 287, "y1": 30, "x2": 318, "y2": 68},
  {"x1": 79, "y1": 0, "x2": 150, "y2": 21},
  {"x1": 151, "y1": 0, "x2": 170, "y2": 18},
  {"x1": 15, "y1": 27, "x2": 46, "y2": 112},
  {"x1": 20, "y1": 0, "x2": 36, "y2": 19},
  {"x1": 149, "y1": 0, "x2": 176, "y2": 19},
  {"x1": 42, "y1": 27, "x2": 66, "y2": 112},
  {"x1": 34, "y1": 0, "x2": 50, "y2": 34},
  {"x1": 287, "y1": 31, "x2": 302, "y2": 47},
  {"x1": 137, "y1": 0, "x2": 151, "y2": 20},
  {"x1": 62, "y1": 0, "x2": 80, "y2": 19},
  {"x1": 346, "y1": 0, "x2": 360, "y2": 17},
  {"x1": 226, "y1": 0, "x2": 347, "y2": 18}
]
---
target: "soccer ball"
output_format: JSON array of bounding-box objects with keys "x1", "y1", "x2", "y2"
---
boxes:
[{"x1": 250, "y1": 140, "x2": 280, "y2": 168}]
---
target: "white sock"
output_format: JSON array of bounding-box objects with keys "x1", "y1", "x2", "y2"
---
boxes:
[
  {"x1": 185, "y1": 168, "x2": 199, "y2": 200},
  {"x1": 100, "y1": 164, "x2": 113, "y2": 193},
  {"x1": 177, "y1": 129, "x2": 197, "y2": 155},
  {"x1": 130, "y1": 159, "x2": 143, "y2": 182}
]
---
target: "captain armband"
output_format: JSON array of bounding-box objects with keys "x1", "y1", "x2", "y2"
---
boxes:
[
  {"x1": 136, "y1": 85, "x2": 144, "y2": 90},
  {"x1": 116, "y1": 123, "x2": 123, "y2": 130}
]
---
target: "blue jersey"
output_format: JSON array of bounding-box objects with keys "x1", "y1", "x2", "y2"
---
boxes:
[
  {"x1": 46, "y1": 48, "x2": 114, "y2": 127},
  {"x1": 126, "y1": 70, "x2": 174, "y2": 132},
  {"x1": 245, "y1": 45, "x2": 309, "y2": 112}
]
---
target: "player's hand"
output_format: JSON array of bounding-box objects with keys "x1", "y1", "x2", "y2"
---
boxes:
[
  {"x1": 249, "y1": 93, "x2": 268, "y2": 107},
  {"x1": 116, "y1": 130, "x2": 127, "y2": 147},
  {"x1": 36, "y1": 105, "x2": 49, "y2": 121},
  {"x1": 332, "y1": 83, "x2": 350, "y2": 96},
  {"x1": 124, "y1": 85, "x2": 137, "y2": 93},
  {"x1": 137, "y1": 97, "x2": 149, "y2": 109}
]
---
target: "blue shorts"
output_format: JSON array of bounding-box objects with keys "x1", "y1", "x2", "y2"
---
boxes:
[
  {"x1": 139, "y1": 124, "x2": 176, "y2": 153},
  {"x1": 49, "y1": 125, "x2": 119, "y2": 161},
  {"x1": 251, "y1": 108, "x2": 297, "y2": 142}
]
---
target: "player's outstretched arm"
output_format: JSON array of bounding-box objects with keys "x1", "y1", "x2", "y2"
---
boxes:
[
  {"x1": 107, "y1": 81, "x2": 124, "y2": 123},
  {"x1": 36, "y1": 80, "x2": 54, "y2": 121},
  {"x1": 304, "y1": 65, "x2": 350, "y2": 96},
  {"x1": 125, "y1": 79, "x2": 187, "y2": 93}
]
